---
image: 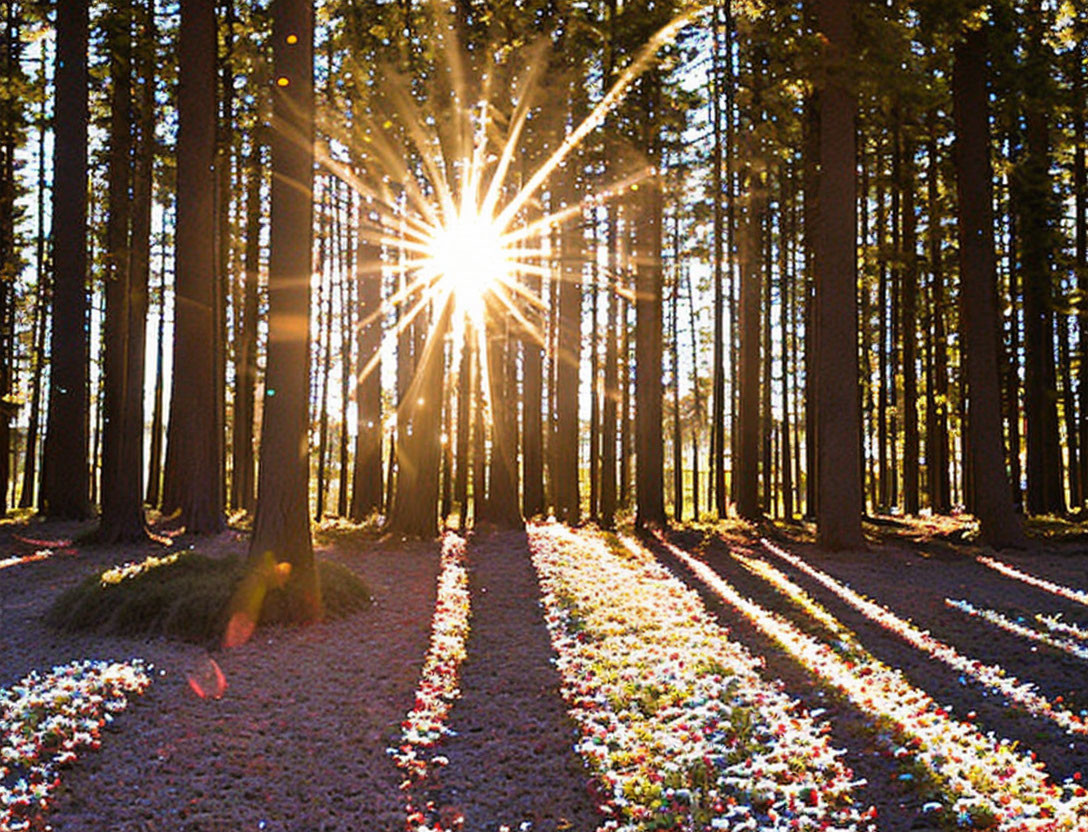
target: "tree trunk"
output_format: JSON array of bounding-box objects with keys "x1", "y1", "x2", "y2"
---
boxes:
[
  {"x1": 1019, "y1": 7, "x2": 1064, "y2": 515},
  {"x1": 338, "y1": 185, "x2": 353, "y2": 517},
  {"x1": 147, "y1": 207, "x2": 169, "y2": 506},
  {"x1": 635, "y1": 78, "x2": 666, "y2": 529},
  {"x1": 710, "y1": 0, "x2": 727, "y2": 519},
  {"x1": 951, "y1": 24, "x2": 1026, "y2": 548},
  {"x1": 231, "y1": 134, "x2": 263, "y2": 514},
  {"x1": 901, "y1": 136, "x2": 920, "y2": 515},
  {"x1": 522, "y1": 250, "x2": 545, "y2": 519},
  {"x1": 555, "y1": 187, "x2": 582, "y2": 523},
  {"x1": 41, "y1": 0, "x2": 91, "y2": 519},
  {"x1": 736, "y1": 164, "x2": 762, "y2": 522},
  {"x1": 802, "y1": 91, "x2": 819, "y2": 520},
  {"x1": 164, "y1": 0, "x2": 225, "y2": 533},
  {"x1": 350, "y1": 198, "x2": 383, "y2": 520},
  {"x1": 0, "y1": 4, "x2": 19, "y2": 513},
  {"x1": 315, "y1": 182, "x2": 333, "y2": 521},
  {"x1": 926, "y1": 112, "x2": 951, "y2": 513},
  {"x1": 1076, "y1": 23, "x2": 1087, "y2": 509},
  {"x1": 19, "y1": 39, "x2": 50, "y2": 509},
  {"x1": 249, "y1": 0, "x2": 320, "y2": 620},
  {"x1": 99, "y1": 2, "x2": 150, "y2": 543},
  {"x1": 671, "y1": 215, "x2": 682, "y2": 522},
  {"x1": 813, "y1": 0, "x2": 864, "y2": 550},
  {"x1": 779, "y1": 174, "x2": 793, "y2": 519},
  {"x1": 483, "y1": 311, "x2": 523, "y2": 528},
  {"x1": 600, "y1": 204, "x2": 619, "y2": 528}
]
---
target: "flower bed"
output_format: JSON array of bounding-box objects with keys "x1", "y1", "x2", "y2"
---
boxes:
[
  {"x1": 654, "y1": 535, "x2": 1088, "y2": 830},
  {"x1": 1, "y1": 659, "x2": 152, "y2": 831},
  {"x1": 388, "y1": 532, "x2": 470, "y2": 831},
  {"x1": 529, "y1": 523, "x2": 873, "y2": 831},
  {"x1": 758, "y1": 538, "x2": 1088, "y2": 737}
]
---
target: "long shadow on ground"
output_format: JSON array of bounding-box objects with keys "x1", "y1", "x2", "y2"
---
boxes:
[
  {"x1": 644, "y1": 531, "x2": 935, "y2": 832},
  {"x1": 427, "y1": 528, "x2": 599, "y2": 832},
  {"x1": 693, "y1": 531, "x2": 1088, "y2": 783}
]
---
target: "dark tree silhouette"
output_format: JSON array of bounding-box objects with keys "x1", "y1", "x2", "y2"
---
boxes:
[
  {"x1": 163, "y1": 0, "x2": 224, "y2": 533},
  {"x1": 40, "y1": 0, "x2": 91, "y2": 520},
  {"x1": 951, "y1": 23, "x2": 1026, "y2": 549},
  {"x1": 813, "y1": 0, "x2": 864, "y2": 550}
]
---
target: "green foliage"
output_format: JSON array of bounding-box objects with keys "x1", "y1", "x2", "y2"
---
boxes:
[{"x1": 46, "y1": 551, "x2": 372, "y2": 645}]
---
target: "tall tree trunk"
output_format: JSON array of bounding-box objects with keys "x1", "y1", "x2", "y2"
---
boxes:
[
  {"x1": 99, "y1": 2, "x2": 150, "y2": 543},
  {"x1": 761, "y1": 204, "x2": 773, "y2": 514},
  {"x1": 483, "y1": 311, "x2": 522, "y2": 528},
  {"x1": 686, "y1": 260, "x2": 702, "y2": 520},
  {"x1": 0, "y1": 3, "x2": 16, "y2": 512},
  {"x1": 231, "y1": 134, "x2": 263, "y2": 514},
  {"x1": 555, "y1": 186, "x2": 582, "y2": 523},
  {"x1": 19, "y1": 40, "x2": 50, "y2": 509},
  {"x1": 164, "y1": 0, "x2": 225, "y2": 533},
  {"x1": 951, "y1": 24, "x2": 1026, "y2": 548},
  {"x1": 926, "y1": 112, "x2": 951, "y2": 513},
  {"x1": 249, "y1": 0, "x2": 320, "y2": 619},
  {"x1": 454, "y1": 324, "x2": 472, "y2": 528},
  {"x1": 779, "y1": 173, "x2": 793, "y2": 519},
  {"x1": 813, "y1": 0, "x2": 864, "y2": 550},
  {"x1": 338, "y1": 185, "x2": 353, "y2": 517},
  {"x1": 589, "y1": 213, "x2": 601, "y2": 521},
  {"x1": 901, "y1": 137, "x2": 920, "y2": 515},
  {"x1": 315, "y1": 182, "x2": 332, "y2": 520},
  {"x1": 350, "y1": 197, "x2": 383, "y2": 520},
  {"x1": 1020, "y1": 6, "x2": 1064, "y2": 515},
  {"x1": 147, "y1": 207, "x2": 169, "y2": 506},
  {"x1": 41, "y1": 0, "x2": 91, "y2": 519},
  {"x1": 671, "y1": 216, "x2": 682, "y2": 522},
  {"x1": 600, "y1": 204, "x2": 619, "y2": 528},
  {"x1": 736, "y1": 165, "x2": 762, "y2": 521},
  {"x1": 802, "y1": 91, "x2": 819, "y2": 520},
  {"x1": 1076, "y1": 23, "x2": 1087, "y2": 509},
  {"x1": 635, "y1": 78, "x2": 666, "y2": 529},
  {"x1": 522, "y1": 242, "x2": 545, "y2": 518},
  {"x1": 710, "y1": 0, "x2": 727, "y2": 518},
  {"x1": 217, "y1": 0, "x2": 234, "y2": 517}
]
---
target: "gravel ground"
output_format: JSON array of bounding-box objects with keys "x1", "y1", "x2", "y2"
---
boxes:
[
  {"x1": 425, "y1": 529, "x2": 600, "y2": 832},
  {"x1": 1, "y1": 520, "x2": 442, "y2": 832}
]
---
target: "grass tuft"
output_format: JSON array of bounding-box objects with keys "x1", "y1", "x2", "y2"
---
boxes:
[{"x1": 46, "y1": 551, "x2": 372, "y2": 645}]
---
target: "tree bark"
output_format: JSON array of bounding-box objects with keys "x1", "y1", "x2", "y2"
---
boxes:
[
  {"x1": 1019, "y1": 6, "x2": 1064, "y2": 515},
  {"x1": 248, "y1": 0, "x2": 320, "y2": 619},
  {"x1": 901, "y1": 136, "x2": 920, "y2": 515},
  {"x1": 231, "y1": 133, "x2": 263, "y2": 514},
  {"x1": 350, "y1": 198, "x2": 383, "y2": 520},
  {"x1": 41, "y1": 0, "x2": 91, "y2": 519},
  {"x1": 951, "y1": 24, "x2": 1026, "y2": 548},
  {"x1": 164, "y1": 0, "x2": 225, "y2": 533},
  {"x1": 635, "y1": 78, "x2": 666, "y2": 529},
  {"x1": 926, "y1": 112, "x2": 951, "y2": 513},
  {"x1": 813, "y1": 0, "x2": 864, "y2": 550}
]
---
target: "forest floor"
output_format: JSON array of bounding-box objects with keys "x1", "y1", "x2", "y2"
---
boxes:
[{"x1": 1, "y1": 511, "x2": 1087, "y2": 831}]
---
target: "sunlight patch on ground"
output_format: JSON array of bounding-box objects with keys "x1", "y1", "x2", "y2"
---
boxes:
[
  {"x1": 1, "y1": 660, "x2": 151, "y2": 831},
  {"x1": 945, "y1": 599, "x2": 1088, "y2": 663},
  {"x1": 389, "y1": 532, "x2": 469, "y2": 832},
  {"x1": 759, "y1": 538, "x2": 1088, "y2": 737},
  {"x1": 976, "y1": 556, "x2": 1088, "y2": 609},
  {"x1": 529, "y1": 523, "x2": 874, "y2": 831},
  {"x1": 647, "y1": 533, "x2": 1088, "y2": 829}
]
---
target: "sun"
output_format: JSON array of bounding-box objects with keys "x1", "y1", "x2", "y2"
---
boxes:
[{"x1": 424, "y1": 208, "x2": 512, "y2": 325}]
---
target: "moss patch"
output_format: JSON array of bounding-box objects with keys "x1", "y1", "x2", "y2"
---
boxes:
[{"x1": 46, "y1": 551, "x2": 372, "y2": 645}]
